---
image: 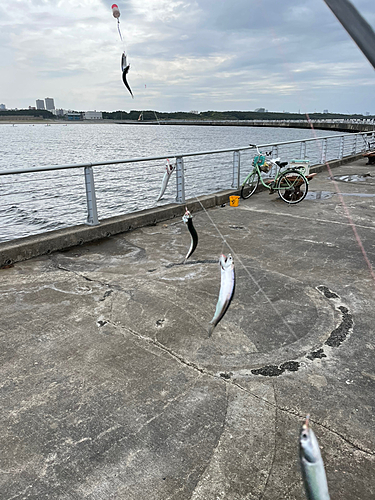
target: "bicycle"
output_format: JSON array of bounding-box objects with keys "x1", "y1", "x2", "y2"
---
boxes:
[{"x1": 241, "y1": 145, "x2": 309, "y2": 204}]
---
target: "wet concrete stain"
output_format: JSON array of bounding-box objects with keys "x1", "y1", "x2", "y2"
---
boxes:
[
  {"x1": 99, "y1": 290, "x2": 113, "y2": 302},
  {"x1": 307, "y1": 348, "x2": 327, "y2": 360},
  {"x1": 317, "y1": 285, "x2": 339, "y2": 299},
  {"x1": 305, "y1": 190, "x2": 375, "y2": 200},
  {"x1": 251, "y1": 286, "x2": 352, "y2": 376},
  {"x1": 325, "y1": 306, "x2": 353, "y2": 347},
  {"x1": 340, "y1": 193, "x2": 375, "y2": 197},
  {"x1": 332, "y1": 173, "x2": 372, "y2": 183},
  {"x1": 305, "y1": 191, "x2": 334, "y2": 201},
  {"x1": 251, "y1": 361, "x2": 300, "y2": 377}
]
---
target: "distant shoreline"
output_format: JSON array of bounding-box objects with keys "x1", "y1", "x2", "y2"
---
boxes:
[{"x1": 1, "y1": 118, "x2": 374, "y2": 133}]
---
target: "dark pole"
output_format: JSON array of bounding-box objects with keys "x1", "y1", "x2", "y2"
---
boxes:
[{"x1": 323, "y1": 0, "x2": 375, "y2": 70}]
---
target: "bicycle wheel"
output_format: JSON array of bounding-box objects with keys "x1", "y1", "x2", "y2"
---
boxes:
[
  {"x1": 276, "y1": 170, "x2": 308, "y2": 204},
  {"x1": 241, "y1": 171, "x2": 260, "y2": 199}
]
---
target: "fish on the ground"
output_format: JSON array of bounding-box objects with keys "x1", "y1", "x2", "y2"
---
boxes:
[
  {"x1": 156, "y1": 160, "x2": 175, "y2": 201},
  {"x1": 208, "y1": 254, "x2": 235, "y2": 336},
  {"x1": 300, "y1": 415, "x2": 330, "y2": 500},
  {"x1": 182, "y1": 208, "x2": 198, "y2": 260},
  {"x1": 121, "y1": 52, "x2": 133, "y2": 98}
]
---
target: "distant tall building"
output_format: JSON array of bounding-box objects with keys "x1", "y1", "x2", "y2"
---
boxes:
[
  {"x1": 0, "y1": 104, "x2": 6, "y2": 110},
  {"x1": 45, "y1": 98, "x2": 55, "y2": 110},
  {"x1": 36, "y1": 99, "x2": 45, "y2": 110}
]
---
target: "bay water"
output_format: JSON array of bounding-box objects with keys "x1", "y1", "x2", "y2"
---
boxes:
[{"x1": 0, "y1": 123, "x2": 345, "y2": 243}]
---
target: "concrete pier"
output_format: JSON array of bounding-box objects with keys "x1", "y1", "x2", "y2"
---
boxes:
[{"x1": 1, "y1": 156, "x2": 375, "y2": 499}]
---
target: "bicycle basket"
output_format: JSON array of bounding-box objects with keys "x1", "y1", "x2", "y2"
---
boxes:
[
  {"x1": 253, "y1": 154, "x2": 268, "y2": 169},
  {"x1": 260, "y1": 162, "x2": 271, "y2": 173}
]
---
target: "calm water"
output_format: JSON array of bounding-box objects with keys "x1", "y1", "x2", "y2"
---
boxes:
[{"x1": 0, "y1": 123, "x2": 345, "y2": 242}]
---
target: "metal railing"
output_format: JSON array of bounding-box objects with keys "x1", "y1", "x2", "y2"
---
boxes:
[{"x1": 0, "y1": 130, "x2": 374, "y2": 243}]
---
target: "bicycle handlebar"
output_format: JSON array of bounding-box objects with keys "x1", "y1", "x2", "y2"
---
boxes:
[{"x1": 249, "y1": 144, "x2": 272, "y2": 156}]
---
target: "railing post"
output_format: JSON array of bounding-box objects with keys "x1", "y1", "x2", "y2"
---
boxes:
[
  {"x1": 339, "y1": 136, "x2": 345, "y2": 159},
  {"x1": 175, "y1": 156, "x2": 185, "y2": 204},
  {"x1": 84, "y1": 166, "x2": 99, "y2": 226},
  {"x1": 300, "y1": 141, "x2": 306, "y2": 159},
  {"x1": 353, "y1": 134, "x2": 358, "y2": 154},
  {"x1": 321, "y1": 138, "x2": 327, "y2": 164},
  {"x1": 232, "y1": 151, "x2": 240, "y2": 189}
]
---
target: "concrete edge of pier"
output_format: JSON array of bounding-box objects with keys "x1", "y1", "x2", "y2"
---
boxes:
[{"x1": 0, "y1": 153, "x2": 364, "y2": 268}]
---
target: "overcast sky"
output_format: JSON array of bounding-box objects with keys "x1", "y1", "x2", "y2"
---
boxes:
[{"x1": 0, "y1": 0, "x2": 374, "y2": 114}]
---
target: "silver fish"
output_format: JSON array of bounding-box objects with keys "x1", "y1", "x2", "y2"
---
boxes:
[
  {"x1": 182, "y1": 208, "x2": 198, "y2": 260},
  {"x1": 121, "y1": 52, "x2": 133, "y2": 98},
  {"x1": 157, "y1": 160, "x2": 175, "y2": 201},
  {"x1": 300, "y1": 416, "x2": 330, "y2": 500},
  {"x1": 208, "y1": 254, "x2": 235, "y2": 337}
]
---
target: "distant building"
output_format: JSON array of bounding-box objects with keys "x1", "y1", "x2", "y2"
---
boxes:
[
  {"x1": 36, "y1": 99, "x2": 45, "y2": 110},
  {"x1": 53, "y1": 108, "x2": 65, "y2": 117},
  {"x1": 83, "y1": 111, "x2": 102, "y2": 120},
  {"x1": 323, "y1": 109, "x2": 329, "y2": 114},
  {"x1": 45, "y1": 98, "x2": 55, "y2": 110},
  {"x1": 66, "y1": 111, "x2": 81, "y2": 121},
  {"x1": 0, "y1": 104, "x2": 6, "y2": 110},
  {"x1": 254, "y1": 108, "x2": 267, "y2": 113},
  {"x1": 29, "y1": 106, "x2": 36, "y2": 110}
]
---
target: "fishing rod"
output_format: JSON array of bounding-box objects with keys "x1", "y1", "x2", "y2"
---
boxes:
[{"x1": 323, "y1": 0, "x2": 375, "y2": 69}]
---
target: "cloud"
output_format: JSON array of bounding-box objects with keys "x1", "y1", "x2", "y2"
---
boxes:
[{"x1": 0, "y1": 0, "x2": 374, "y2": 113}]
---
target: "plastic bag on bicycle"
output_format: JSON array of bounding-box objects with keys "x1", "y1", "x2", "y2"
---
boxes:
[{"x1": 253, "y1": 154, "x2": 270, "y2": 173}]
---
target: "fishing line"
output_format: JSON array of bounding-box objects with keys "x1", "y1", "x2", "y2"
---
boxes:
[
  {"x1": 254, "y1": 1, "x2": 375, "y2": 286},
  {"x1": 194, "y1": 195, "x2": 300, "y2": 341},
  {"x1": 305, "y1": 114, "x2": 375, "y2": 282}
]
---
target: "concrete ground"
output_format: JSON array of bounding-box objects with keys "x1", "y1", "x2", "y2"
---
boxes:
[{"x1": 1, "y1": 158, "x2": 375, "y2": 500}]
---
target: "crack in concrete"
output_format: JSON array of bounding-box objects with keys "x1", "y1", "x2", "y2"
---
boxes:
[
  {"x1": 108, "y1": 319, "x2": 375, "y2": 459},
  {"x1": 44, "y1": 262, "x2": 371, "y2": 459},
  {"x1": 188, "y1": 385, "x2": 230, "y2": 500},
  {"x1": 258, "y1": 380, "x2": 278, "y2": 500}
]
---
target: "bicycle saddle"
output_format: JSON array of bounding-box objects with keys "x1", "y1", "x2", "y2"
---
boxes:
[{"x1": 276, "y1": 161, "x2": 288, "y2": 168}]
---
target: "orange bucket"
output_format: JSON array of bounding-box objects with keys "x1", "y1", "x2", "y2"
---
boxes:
[{"x1": 229, "y1": 195, "x2": 240, "y2": 207}]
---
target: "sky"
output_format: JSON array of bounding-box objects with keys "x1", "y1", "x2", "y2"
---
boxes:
[{"x1": 0, "y1": 0, "x2": 374, "y2": 114}]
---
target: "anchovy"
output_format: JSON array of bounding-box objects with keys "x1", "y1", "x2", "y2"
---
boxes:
[
  {"x1": 300, "y1": 416, "x2": 330, "y2": 500},
  {"x1": 121, "y1": 52, "x2": 133, "y2": 98},
  {"x1": 182, "y1": 208, "x2": 198, "y2": 260},
  {"x1": 208, "y1": 254, "x2": 235, "y2": 336},
  {"x1": 157, "y1": 161, "x2": 175, "y2": 201}
]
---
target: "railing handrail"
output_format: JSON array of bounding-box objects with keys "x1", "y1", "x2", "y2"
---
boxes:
[{"x1": 0, "y1": 130, "x2": 372, "y2": 176}]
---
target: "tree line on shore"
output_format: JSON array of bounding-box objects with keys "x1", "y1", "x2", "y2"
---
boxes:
[{"x1": 0, "y1": 109, "x2": 373, "y2": 121}]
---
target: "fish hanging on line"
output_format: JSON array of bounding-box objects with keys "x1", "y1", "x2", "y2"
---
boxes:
[
  {"x1": 112, "y1": 4, "x2": 134, "y2": 98},
  {"x1": 299, "y1": 415, "x2": 330, "y2": 500},
  {"x1": 156, "y1": 159, "x2": 175, "y2": 201},
  {"x1": 121, "y1": 52, "x2": 133, "y2": 98},
  {"x1": 182, "y1": 208, "x2": 198, "y2": 260},
  {"x1": 208, "y1": 254, "x2": 235, "y2": 337}
]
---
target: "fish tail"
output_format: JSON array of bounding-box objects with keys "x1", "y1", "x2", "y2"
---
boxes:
[{"x1": 208, "y1": 323, "x2": 215, "y2": 338}]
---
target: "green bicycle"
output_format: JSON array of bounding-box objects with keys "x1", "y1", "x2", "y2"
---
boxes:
[{"x1": 241, "y1": 144, "x2": 309, "y2": 204}]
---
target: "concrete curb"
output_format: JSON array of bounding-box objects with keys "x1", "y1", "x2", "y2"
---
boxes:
[
  {"x1": 0, "y1": 191, "x2": 240, "y2": 268},
  {"x1": 0, "y1": 153, "x2": 364, "y2": 267}
]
